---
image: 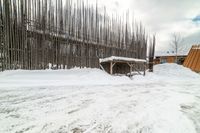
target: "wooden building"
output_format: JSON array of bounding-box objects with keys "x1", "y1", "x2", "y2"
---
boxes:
[
  {"x1": 183, "y1": 45, "x2": 200, "y2": 73},
  {"x1": 154, "y1": 51, "x2": 187, "y2": 65}
]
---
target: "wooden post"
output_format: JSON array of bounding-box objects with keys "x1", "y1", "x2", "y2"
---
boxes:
[
  {"x1": 110, "y1": 61, "x2": 113, "y2": 75},
  {"x1": 127, "y1": 62, "x2": 132, "y2": 76},
  {"x1": 130, "y1": 65, "x2": 132, "y2": 76},
  {"x1": 143, "y1": 62, "x2": 146, "y2": 76}
]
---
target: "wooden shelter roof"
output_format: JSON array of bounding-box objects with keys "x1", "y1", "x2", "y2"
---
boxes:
[{"x1": 99, "y1": 56, "x2": 146, "y2": 63}]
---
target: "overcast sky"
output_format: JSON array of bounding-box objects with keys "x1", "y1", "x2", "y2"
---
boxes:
[{"x1": 89, "y1": 0, "x2": 200, "y2": 52}]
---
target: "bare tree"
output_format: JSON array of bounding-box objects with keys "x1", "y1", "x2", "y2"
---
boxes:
[{"x1": 170, "y1": 33, "x2": 183, "y2": 63}]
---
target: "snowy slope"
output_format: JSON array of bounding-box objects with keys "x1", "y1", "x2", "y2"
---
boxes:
[
  {"x1": 0, "y1": 64, "x2": 200, "y2": 133},
  {"x1": 0, "y1": 68, "x2": 131, "y2": 88},
  {"x1": 133, "y1": 63, "x2": 200, "y2": 83}
]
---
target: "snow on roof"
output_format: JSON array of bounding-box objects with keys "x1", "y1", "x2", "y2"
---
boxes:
[
  {"x1": 99, "y1": 56, "x2": 146, "y2": 63},
  {"x1": 155, "y1": 51, "x2": 188, "y2": 57},
  {"x1": 193, "y1": 47, "x2": 200, "y2": 49},
  {"x1": 192, "y1": 45, "x2": 200, "y2": 49}
]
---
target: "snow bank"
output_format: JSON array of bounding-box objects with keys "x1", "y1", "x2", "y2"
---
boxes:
[
  {"x1": 1, "y1": 63, "x2": 199, "y2": 88},
  {"x1": 133, "y1": 63, "x2": 200, "y2": 83},
  {"x1": 0, "y1": 63, "x2": 200, "y2": 133},
  {"x1": 0, "y1": 68, "x2": 131, "y2": 88},
  {"x1": 153, "y1": 63, "x2": 200, "y2": 78}
]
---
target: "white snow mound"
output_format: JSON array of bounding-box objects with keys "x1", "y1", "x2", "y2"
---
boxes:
[
  {"x1": 0, "y1": 64, "x2": 200, "y2": 133},
  {"x1": 0, "y1": 68, "x2": 131, "y2": 88}
]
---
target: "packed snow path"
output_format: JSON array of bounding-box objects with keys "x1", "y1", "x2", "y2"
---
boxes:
[{"x1": 0, "y1": 64, "x2": 200, "y2": 133}]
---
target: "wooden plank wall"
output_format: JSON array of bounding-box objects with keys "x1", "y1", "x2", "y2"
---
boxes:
[
  {"x1": 0, "y1": 0, "x2": 154, "y2": 71},
  {"x1": 183, "y1": 45, "x2": 200, "y2": 72}
]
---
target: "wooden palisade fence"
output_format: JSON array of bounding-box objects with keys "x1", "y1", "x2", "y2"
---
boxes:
[{"x1": 0, "y1": 0, "x2": 155, "y2": 71}]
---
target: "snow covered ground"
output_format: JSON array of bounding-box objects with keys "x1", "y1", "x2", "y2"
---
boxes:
[{"x1": 0, "y1": 64, "x2": 200, "y2": 133}]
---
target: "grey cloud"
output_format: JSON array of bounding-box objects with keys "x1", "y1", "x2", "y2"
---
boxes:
[
  {"x1": 127, "y1": 0, "x2": 200, "y2": 51},
  {"x1": 183, "y1": 31, "x2": 200, "y2": 45}
]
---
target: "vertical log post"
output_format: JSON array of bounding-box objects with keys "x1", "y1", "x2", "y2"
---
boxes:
[
  {"x1": 110, "y1": 61, "x2": 113, "y2": 75},
  {"x1": 143, "y1": 62, "x2": 146, "y2": 76}
]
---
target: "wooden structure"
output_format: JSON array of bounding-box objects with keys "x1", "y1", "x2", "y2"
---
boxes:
[
  {"x1": 183, "y1": 45, "x2": 200, "y2": 73},
  {"x1": 100, "y1": 56, "x2": 146, "y2": 76},
  {"x1": 154, "y1": 51, "x2": 187, "y2": 65},
  {"x1": 0, "y1": 0, "x2": 155, "y2": 72},
  {"x1": 154, "y1": 55, "x2": 187, "y2": 64}
]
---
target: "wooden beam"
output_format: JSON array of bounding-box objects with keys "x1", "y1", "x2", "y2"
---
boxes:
[
  {"x1": 132, "y1": 64, "x2": 142, "y2": 75},
  {"x1": 112, "y1": 62, "x2": 116, "y2": 67}
]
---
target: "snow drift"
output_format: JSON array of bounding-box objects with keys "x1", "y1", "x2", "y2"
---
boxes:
[
  {"x1": 0, "y1": 63, "x2": 200, "y2": 133},
  {"x1": 0, "y1": 68, "x2": 131, "y2": 88}
]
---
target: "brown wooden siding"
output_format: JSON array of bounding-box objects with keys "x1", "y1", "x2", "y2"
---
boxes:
[
  {"x1": 154, "y1": 56, "x2": 186, "y2": 64},
  {"x1": 183, "y1": 45, "x2": 200, "y2": 72}
]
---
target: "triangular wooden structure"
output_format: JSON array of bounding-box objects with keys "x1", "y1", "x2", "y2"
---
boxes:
[{"x1": 183, "y1": 45, "x2": 200, "y2": 72}]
